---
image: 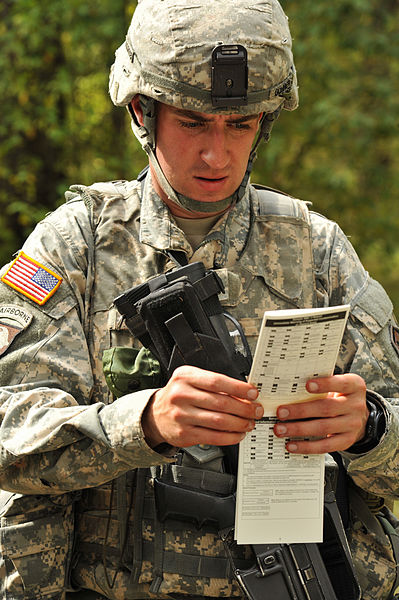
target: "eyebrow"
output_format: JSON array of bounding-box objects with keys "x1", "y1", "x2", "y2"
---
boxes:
[{"x1": 172, "y1": 108, "x2": 259, "y2": 124}]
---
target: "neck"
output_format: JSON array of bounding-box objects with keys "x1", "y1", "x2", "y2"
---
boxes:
[{"x1": 149, "y1": 162, "x2": 234, "y2": 219}]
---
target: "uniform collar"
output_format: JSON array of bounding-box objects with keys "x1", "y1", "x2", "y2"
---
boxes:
[
  {"x1": 140, "y1": 171, "x2": 251, "y2": 269},
  {"x1": 139, "y1": 172, "x2": 191, "y2": 255}
]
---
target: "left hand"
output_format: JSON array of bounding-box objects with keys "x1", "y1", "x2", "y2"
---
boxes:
[{"x1": 274, "y1": 373, "x2": 369, "y2": 454}]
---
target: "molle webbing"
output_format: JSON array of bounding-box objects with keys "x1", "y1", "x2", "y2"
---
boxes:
[
  {"x1": 76, "y1": 481, "x2": 252, "y2": 581},
  {"x1": 78, "y1": 538, "x2": 251, "y2": 580}
]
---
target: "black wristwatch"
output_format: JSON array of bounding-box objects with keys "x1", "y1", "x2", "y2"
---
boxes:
[{"x1": 348, "y1": 394, "x2": 386, "y2": 453}]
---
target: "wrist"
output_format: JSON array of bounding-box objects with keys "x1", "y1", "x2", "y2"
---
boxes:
[
  {"x1": 141, "y1": 391, "x2": 164, "y2": 449},
  {"x1": 348, "y1": 391, "x2": 386, "y2": 453}
]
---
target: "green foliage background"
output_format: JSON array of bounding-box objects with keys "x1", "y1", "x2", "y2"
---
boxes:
[{"x1": 1, "y1": 0, "x2": 398, "y2": 306}]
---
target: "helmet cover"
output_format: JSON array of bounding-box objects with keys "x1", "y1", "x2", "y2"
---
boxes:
[{"x1": 109, "y1": 0, "x2": 298, "y2": 115}]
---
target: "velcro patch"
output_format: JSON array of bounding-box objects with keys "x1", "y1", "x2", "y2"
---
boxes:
[
  {"x1": 0, "y1": 305, "x2": 33, "y2": 357},
  {"x1": 391, "y1": 324, "x2": 399, "y2": 358},
  {"x1": 1, "y1": 252, "x2": 62, "y2": 305}
]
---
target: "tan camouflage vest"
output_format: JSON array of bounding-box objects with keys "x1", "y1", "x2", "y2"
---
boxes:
[{"x1": 70, "y1": 180, "x2": 318, "y2": 598}]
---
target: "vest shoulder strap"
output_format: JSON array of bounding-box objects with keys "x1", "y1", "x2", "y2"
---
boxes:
[
  {"x1": 90, "y1": 179, "x2": 137, "y2": 198},
  {"x1": 253, "y1": 184, "x2": 311, "y2": 224},
  {"x1": 251, "y1": 183, "x2": 316, "y2": 309}
]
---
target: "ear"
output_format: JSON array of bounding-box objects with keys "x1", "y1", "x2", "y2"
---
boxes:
[{"x1": 131, "y1": 94, "x2": 144, "y2": 126}]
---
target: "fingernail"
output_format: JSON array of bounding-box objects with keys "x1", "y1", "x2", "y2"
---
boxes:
[
  {"x1": 278, "y1": 408, "x2": 290, "y2": 419},
  {"x1": 287, "y1": 443, "x2": 297, "y2": 452},
  {"x1": 239, "y1": 433, "x2": 246, "y2": 441},
  {"x1": 275, "y1": 424, "x2": 287, "y2": 435},
  {"x1": 308, "y1": 382, "x2": 319, "y2": 392},
  {"x1": 255, "y1": 406, "x2": 264, "y2": 419},
  {"x1": 246, "y1": 421, "x2": 255, "y2": 431},
  {"x1": 247, "y1": 388, "x2": 258, "y2": 400}
]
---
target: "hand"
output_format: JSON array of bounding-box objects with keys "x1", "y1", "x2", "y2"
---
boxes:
[
  {"x1": 142, "y1": 365, "x2": 263, "y2": 448},
  {"x1": 273, "y1": 373, "x2": 369, "y2": 454}
]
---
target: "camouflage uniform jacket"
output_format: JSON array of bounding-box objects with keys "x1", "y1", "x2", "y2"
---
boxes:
[{"x1": 0, "y1": 173, "x2": 399, "y2": 600}]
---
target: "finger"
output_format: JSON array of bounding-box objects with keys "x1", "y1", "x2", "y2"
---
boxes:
[
  {"x1": 187, "y1": 405, "x2": 256, "y2": 434},
  {"x1": 172, "y1": 365, "x2": 259, "y2": 401},
  {"x1": 156, "y1": 388, "x2": 258, "y2": 435},
  {"x1": 276, "y1": 395, "x2": 349, "y2": 421},
  {"x1": 285, "y1": 431, "x2": 359, "y2": 454},
  {"x1": 149, "y1": 396, "x2": 254, "y2": 447},
  {"x1": 192, "y1": 390, "x2": 264, "y2": 420},
  {"x1": 274, "y1": 414, "x2": 352, "y2": 440},
  {"x1": 306, "y1": 373, "x2": 366, "y2": 396},
  {"x1": 169, "y1": 390, "x2": 258, "y2": 431},
  {"x1": 276, "y1": 383, "x2": 368, "y2": 421},
  {"x1": 180, "y1": 427, "x2": 248, "y2": 447},
  {"x1": 161, "y1": 404, "x2": 253, "y2": 446}
]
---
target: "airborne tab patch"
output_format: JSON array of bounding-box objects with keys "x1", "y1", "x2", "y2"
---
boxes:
[
  {"x1": 0, "y1": 305, "x2": 33, "y2": 357},
  {"x1": 1, "y1": 252, "x2": 62, "y2": 305}
]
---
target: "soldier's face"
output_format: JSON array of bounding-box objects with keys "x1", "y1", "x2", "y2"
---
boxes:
[{"x1": 132, "y1": 98, "x2": 260, "y2": 217}]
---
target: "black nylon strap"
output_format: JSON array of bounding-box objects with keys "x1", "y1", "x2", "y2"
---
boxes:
[
  {"x1": 129, "y1": 468, "x2": 147, "y2": 584},
  {"x1": 331, "y1": 452, "x2": 349, "y2": 529},
  {"x1": 167, "y1": 250, "x2": 189, "y2": 267},
  {"x1": 149, "y1": 511, "x2": 165, "y2": 593},
  {"x1": 165, "y1": 312, "x2": 201, "y2": 358}
]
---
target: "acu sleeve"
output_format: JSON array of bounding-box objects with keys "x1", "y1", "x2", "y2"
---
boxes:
[
  {"x1": 0, "y1": 199, "x2": 171, "y2": 495},
  {"x1": 318, "y1": 218, "x2": 399, "y2": 500}
]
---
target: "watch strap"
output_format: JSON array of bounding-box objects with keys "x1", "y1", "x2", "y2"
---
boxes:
[{"x1": 347, "y1": 393, "x2": 386, "y2": 453}]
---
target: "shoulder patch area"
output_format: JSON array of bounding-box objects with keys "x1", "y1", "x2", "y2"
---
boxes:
[
  {"x1": 1, "y1": 252, "x2": 62, "y2": 305},
  {"x1": 0, "y1": 305, "x2": 33, "y2": 356}
]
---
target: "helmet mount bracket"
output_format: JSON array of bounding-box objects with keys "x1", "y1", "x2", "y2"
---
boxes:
[{"x1": 211, "y1": 45, "x2": 248, "y2": 108}]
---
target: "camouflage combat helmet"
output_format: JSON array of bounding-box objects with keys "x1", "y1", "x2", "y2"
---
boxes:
[{"x1": 109, "y1": 0, "x2": 298, "y2": 213}]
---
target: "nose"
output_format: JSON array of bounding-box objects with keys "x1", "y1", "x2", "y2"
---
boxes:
[{"x1": 200, "y1": 128, "x2": 230, "y2": 170}]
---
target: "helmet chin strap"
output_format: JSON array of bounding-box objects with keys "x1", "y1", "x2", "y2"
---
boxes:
[{"x1": 129, "y1": 96, "x2": 281, "y2": 214}]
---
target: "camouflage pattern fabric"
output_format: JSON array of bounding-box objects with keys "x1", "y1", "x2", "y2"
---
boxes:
[
  {"x1": 0, "y1": 172, "x2": 399, "y2": 599},
  {"x1": 111, "y1": 0, "x2": 298, "y2": 218},
  {"x1": 109, "y1": 0, "x2": 298, "y2": 115},
  {"x1": 0, "y1": 491, "x2": 76, "y2": 599}
]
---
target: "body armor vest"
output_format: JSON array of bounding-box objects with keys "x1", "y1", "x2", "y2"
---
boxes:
[{"x1": 71, "y1": 181, "x2": 319, "y2": 598}]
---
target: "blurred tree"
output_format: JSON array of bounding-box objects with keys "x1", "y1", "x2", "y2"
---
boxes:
[
  {"x1": 0, "y1": 0, "x2": 142, "y2": 259},
  {"x1": 254, "y1": 0, "x2": 399, "y2": 304},
  {"x1": 0, "y1": 0, "x2": 398, "y2": 307}
]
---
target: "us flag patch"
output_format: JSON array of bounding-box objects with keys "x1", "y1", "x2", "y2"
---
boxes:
[{"x1": 1, "y1": 252, "x2": 62, "y2": 305}]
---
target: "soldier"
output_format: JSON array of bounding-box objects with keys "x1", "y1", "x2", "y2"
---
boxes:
[{"x1": 0, "y1": 0, "x2": 399, "y2": 599}]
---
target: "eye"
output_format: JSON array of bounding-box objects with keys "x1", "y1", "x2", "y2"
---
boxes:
[
  {"x1": 179, "y1": 120, "x2": 205, "y2": 129},
  {"x1": 229, "y1": 121, "x2": 251, "y2": 131}
]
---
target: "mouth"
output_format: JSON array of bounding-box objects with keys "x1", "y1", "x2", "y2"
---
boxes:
[
  {"x1": 194, "y1": 174, "x2": 228, "y2": 187},
  {"x1": 193, "y1": 175, "x2": 229, "y2": 194},
  {"x1": 195, "y1": 175, "x2": 227, "y2": 181}
]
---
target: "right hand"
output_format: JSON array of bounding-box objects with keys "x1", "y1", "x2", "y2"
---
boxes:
[{"x1": 141, "y1": 365, "x2": 263, "y2": 448}]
